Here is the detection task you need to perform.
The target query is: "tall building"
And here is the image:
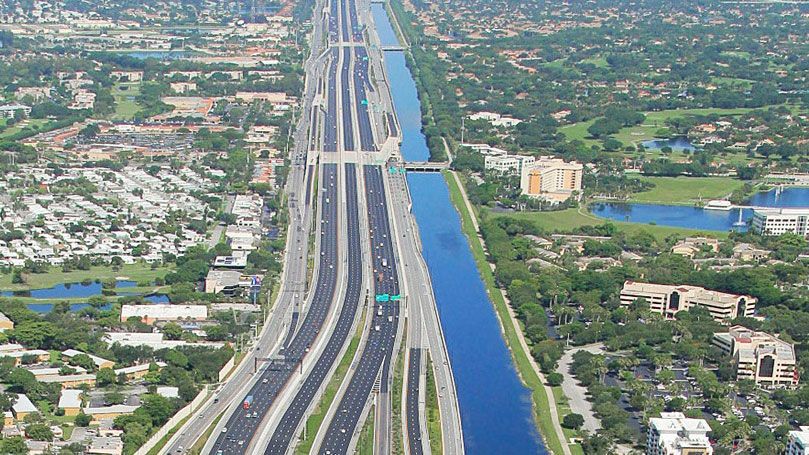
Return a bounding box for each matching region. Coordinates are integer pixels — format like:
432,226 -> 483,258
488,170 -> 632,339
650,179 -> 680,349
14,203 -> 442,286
620,281 -> 756,322
751,208 -> 809,238
713,325 -> 798,388
519,156 -> 583,202
647,412 -> 712,455
787,427 -> 809,455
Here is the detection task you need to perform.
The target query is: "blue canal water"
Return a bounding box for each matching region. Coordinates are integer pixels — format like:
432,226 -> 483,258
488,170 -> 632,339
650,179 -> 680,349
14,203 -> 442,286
592,187 -> 809,232
641,136 -> 698,151
372,4 -> 545,454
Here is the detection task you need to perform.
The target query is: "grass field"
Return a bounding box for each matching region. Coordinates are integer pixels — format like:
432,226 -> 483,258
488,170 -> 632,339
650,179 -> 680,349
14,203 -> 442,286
444,172 -> 569,455
628,176 -> 747,204
560,107 -> 761,152
0,118 -> 49,139
502,207 -> 728,242
113,83 -> 142,120
0,264 -> 171,291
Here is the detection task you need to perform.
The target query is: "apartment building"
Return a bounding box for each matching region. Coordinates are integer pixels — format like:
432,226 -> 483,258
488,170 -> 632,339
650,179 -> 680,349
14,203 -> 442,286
787,427 -> 809,455
751,208 -> 809,238
520,157 -> 583,202
647,412 -> 712,455
713,326 -> 798,388
620,281 -> 756,322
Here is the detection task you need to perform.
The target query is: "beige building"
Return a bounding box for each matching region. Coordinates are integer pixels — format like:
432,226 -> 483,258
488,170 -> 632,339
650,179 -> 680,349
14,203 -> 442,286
58,389 -> 83,416
620,281 -> 756,322
519,157 -> 582,202
0,312 -> 13,332
713,325 -> 798,388
647,412 -> 712,455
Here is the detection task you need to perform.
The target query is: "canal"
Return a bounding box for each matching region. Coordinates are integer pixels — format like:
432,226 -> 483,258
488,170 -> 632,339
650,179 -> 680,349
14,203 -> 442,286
371,4 -> 546,454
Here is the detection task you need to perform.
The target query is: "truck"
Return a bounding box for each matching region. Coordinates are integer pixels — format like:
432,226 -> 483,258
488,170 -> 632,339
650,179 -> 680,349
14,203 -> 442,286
243,395 -> 254,410
382,258 -> 388,268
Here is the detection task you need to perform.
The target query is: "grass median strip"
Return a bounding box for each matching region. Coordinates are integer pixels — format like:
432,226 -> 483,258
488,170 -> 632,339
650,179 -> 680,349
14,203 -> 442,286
294,307 -> 366,454
443,171 -> 567,455
190,411 -> 224,455
424,351 -> 442,455
356,404 -> 375,455
391,329 -> 407,455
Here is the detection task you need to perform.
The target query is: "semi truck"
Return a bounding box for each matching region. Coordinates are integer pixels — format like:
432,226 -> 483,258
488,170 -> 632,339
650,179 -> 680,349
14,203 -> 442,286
243,395 -> 254,410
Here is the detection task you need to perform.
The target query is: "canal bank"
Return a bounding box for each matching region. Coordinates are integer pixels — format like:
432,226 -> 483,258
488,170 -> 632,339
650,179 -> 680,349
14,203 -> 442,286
372,4 -> 549,454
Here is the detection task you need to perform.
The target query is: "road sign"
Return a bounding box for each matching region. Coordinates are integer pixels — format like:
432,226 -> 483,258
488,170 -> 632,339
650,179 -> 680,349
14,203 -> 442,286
375,294 -> 390,302
390,294 -> 402,301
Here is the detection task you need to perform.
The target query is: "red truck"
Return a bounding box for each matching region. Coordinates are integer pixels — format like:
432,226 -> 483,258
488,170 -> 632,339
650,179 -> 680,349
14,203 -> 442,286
243,395 -> 254,410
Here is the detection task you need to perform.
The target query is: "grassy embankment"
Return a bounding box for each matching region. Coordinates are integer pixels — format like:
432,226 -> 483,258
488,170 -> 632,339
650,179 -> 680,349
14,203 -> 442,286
190,412 -> 224,455
391,329 -> 407,455
294,308 -> 365,454
442,172 -> 569,455
356,405 -> 375,455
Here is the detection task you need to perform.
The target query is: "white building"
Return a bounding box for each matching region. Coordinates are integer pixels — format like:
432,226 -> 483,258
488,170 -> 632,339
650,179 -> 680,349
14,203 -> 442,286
484,154 -> 536,175
713,326 -> 798,388
751,208 -> 809,238
647,412 -> 712,455
787,427 -> 809,455
120,304 -> 208,324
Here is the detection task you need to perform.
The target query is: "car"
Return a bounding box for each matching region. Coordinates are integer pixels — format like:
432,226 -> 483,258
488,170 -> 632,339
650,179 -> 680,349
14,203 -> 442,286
222,427 -> 228,433
263,378 -> 269,384
252,412 -> 258,418
177,447 -> 183,452
238,441 -> 244,446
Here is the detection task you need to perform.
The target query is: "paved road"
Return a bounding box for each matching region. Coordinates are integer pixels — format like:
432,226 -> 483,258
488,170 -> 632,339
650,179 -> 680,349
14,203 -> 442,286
557,343 -> 605,433
262,163 -> 364,455
406,348 -> 425,455
316,164 -> 401,455
202,164 -> 341,455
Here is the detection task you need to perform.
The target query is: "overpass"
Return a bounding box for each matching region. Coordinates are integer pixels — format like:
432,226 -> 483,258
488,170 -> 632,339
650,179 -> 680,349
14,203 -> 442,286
403,161 -> 449,173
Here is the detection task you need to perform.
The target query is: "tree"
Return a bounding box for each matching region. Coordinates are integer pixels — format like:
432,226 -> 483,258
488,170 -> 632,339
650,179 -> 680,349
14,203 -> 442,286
162,322 -> 183,340
0,437 -> 27,454
75,411 -> 91,427
546,372 -> 564,387
97,368 -> 116,387
26,423 -> 53,441
70,353 -> 96,371
563,413 -> 584,430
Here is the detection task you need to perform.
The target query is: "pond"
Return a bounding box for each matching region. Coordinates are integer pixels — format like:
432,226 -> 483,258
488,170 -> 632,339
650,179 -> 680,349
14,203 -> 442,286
641,136 -> 699,152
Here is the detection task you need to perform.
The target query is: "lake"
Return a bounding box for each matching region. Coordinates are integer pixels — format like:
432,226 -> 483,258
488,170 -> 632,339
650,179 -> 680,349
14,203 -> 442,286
373,4 -> 546,453
591,187 -> 809,231
641,136 -> 698,151
1,280 -> 168,313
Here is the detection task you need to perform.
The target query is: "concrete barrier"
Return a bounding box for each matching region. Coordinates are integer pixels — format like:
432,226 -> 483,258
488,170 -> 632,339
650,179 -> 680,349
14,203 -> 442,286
218,355 -> 235,382
133,387 -> 209,455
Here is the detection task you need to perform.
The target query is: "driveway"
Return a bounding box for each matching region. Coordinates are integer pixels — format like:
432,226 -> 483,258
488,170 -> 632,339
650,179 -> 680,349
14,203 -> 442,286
557,343 -> 605,433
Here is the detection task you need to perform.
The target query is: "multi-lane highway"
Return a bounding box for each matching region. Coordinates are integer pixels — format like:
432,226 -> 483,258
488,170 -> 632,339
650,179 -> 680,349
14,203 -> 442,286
263,163 -> 364,454
177,0 -> 467,452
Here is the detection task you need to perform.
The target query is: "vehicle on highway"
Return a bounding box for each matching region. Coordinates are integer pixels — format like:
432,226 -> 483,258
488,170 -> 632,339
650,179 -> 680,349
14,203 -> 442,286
244,395 -> 254,410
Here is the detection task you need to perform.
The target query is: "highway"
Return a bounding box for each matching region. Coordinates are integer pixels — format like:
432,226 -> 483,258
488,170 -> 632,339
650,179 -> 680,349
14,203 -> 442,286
340,47 -> 355,151
406,348 -> 425,455
263,163 -> 364,455
316,164 -> 401,455
200,163 -> 340,455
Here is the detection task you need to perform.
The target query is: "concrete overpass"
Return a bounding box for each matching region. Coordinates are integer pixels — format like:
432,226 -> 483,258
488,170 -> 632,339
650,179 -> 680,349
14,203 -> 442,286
403,161 -> 449,172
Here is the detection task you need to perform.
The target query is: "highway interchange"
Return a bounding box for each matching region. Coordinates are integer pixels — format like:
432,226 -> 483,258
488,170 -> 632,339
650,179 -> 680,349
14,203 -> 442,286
163,0 -> 466,453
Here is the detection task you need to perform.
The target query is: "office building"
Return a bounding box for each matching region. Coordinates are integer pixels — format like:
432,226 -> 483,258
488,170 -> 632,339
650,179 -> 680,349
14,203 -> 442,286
787,427 -> 809,455
520,157 -> 583,202
751,208 -> 809,238
713,325 -> 798,388
484,154 -> 535,175
647,412 -> 712,455
620,281 -> 756,322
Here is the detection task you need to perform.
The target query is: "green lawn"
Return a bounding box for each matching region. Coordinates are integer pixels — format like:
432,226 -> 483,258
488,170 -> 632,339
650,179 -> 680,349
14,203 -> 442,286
502,208 -> 728,242
628,176 -> 747,204
0,264 -> 171,292
444,172 -> 569,455
113,83 -> 142,120
560,106 -> 764,151
0,119 -> 49,139
424,352 -> 442,455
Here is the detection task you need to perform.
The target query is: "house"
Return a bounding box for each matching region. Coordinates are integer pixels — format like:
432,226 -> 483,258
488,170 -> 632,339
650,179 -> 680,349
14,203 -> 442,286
88,436 -> 125,455
38,374 -> 97,389
114,362 -> 166,381
62,349 -> 115,369
83,405 -> 139,422
732,243 -> 770,262
11,394 -> 38,421
58,389 -> 83,416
